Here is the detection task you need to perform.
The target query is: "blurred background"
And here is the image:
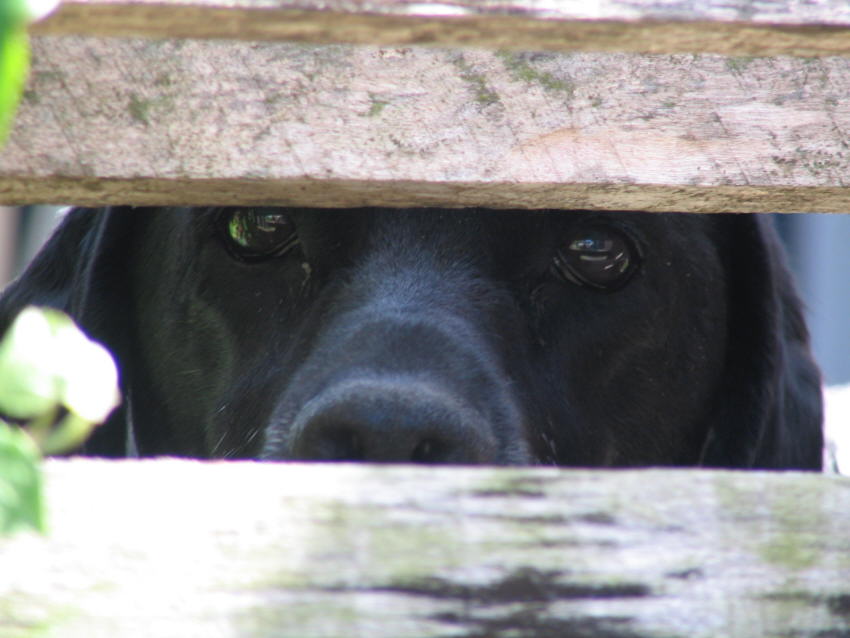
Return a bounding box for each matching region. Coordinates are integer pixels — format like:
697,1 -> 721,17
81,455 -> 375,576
1,207 -> 849,386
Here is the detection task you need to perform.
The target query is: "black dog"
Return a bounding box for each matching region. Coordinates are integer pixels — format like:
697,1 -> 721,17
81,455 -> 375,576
0,207 -> 823,468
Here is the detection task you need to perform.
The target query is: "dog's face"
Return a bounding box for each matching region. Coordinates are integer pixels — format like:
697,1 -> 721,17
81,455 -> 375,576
0,207 -> 824,469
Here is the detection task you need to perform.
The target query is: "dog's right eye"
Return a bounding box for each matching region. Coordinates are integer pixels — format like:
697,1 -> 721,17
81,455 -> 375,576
552,224 -> 641,291
220,209 -> 299,261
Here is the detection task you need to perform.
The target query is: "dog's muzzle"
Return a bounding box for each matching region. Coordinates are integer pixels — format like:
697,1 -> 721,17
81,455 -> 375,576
287,377 -> 497,463
261,311 -> 531,465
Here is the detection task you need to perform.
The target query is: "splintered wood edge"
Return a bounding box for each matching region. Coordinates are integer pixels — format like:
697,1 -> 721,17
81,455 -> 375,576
30,0 -> 850,57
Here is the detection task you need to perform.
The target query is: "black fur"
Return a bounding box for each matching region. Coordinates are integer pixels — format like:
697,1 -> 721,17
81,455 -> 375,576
0,207 -> 823,468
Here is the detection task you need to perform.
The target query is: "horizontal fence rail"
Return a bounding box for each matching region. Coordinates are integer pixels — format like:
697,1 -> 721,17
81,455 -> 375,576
31,0 -> 850,57
1,460 -> 849,638
3,37 -> 850,211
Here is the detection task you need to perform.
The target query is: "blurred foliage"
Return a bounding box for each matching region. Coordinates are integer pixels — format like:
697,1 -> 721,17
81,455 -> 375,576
0,0 -> 58,144
0,307 -> 120,535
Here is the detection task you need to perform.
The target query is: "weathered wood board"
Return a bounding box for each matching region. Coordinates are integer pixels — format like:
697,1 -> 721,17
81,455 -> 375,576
3,36 -> 850,212
1,460 -> 848,637
31,0 -> 850,57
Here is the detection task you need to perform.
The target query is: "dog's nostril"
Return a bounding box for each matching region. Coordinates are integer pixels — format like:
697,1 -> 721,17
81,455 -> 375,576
305,421 -> 453,463
288,384 -> 496,464
294,407 -> 477,463
319,426 -> 364,461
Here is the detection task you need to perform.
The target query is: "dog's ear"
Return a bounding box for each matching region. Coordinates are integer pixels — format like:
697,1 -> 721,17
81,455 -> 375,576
1,208 -> 94,328
0,207 -> 137,456
702,214 -> 823,469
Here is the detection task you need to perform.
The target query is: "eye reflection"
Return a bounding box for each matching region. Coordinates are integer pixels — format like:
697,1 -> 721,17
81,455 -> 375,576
222,209 -> 299,260
554,225 -> 640,290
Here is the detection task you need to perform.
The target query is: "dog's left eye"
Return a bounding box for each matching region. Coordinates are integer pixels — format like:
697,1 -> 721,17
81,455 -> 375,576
553,224 -> 641,291
221,209 -> 298,260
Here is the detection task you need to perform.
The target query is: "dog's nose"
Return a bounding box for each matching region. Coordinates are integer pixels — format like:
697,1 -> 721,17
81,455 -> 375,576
289,382 -> 496,464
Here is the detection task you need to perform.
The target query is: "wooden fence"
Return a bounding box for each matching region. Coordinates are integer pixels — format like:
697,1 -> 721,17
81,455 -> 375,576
2,460 -> 850,638
1,2 -> 849,636
3,1 -> 850,212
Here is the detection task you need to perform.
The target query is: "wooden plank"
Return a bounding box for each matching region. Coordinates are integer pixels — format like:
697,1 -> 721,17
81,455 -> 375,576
30,0 -> 850,57
1,460 -> 849,637
4,37 -> 850,212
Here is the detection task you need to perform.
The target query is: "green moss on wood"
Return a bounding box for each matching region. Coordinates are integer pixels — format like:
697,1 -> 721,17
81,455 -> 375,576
128,93 -> 152,126
496,51 -> 575,101
127,93 -> 176,127
153,73 -> 173,88
366,95 -> 389,117
32,70 -> 65,83
714,474 -> 831,573
725,57 -> 755,73
452,56 -> 500,107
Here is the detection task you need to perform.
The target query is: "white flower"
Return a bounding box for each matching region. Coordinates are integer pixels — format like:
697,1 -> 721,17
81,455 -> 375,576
0,307 -> 119,422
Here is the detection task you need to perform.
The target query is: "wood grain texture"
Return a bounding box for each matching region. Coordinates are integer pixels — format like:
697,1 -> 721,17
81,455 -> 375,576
4,37 -> 850,212
1,460 -> 848,637
30,0 -> 850,57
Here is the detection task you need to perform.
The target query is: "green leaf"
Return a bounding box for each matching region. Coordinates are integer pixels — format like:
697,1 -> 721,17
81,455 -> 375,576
0,0 -> 30,23
0,422 -> 45,535
0,24 -> 29,145
0,0 -> 60,144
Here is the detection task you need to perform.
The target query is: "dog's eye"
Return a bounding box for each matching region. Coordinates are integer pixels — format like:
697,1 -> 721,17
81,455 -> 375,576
221,209 -> 298,260
553,225 -> 641,290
